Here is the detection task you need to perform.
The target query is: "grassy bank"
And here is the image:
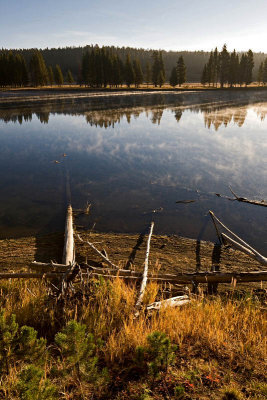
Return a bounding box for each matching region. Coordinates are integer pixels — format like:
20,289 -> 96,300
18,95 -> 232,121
0,276 -> 266,400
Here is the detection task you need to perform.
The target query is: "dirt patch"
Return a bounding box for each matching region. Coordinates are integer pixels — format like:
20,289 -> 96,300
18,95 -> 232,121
0,230 -> 262,275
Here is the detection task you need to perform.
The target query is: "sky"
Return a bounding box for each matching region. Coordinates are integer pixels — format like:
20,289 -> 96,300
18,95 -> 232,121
1,0 -> 267,52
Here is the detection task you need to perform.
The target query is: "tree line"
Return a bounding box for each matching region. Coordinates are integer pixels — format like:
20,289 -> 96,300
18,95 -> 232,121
0,50 -> 74,87
1,44 -> 267,88
201,44 -> 257,87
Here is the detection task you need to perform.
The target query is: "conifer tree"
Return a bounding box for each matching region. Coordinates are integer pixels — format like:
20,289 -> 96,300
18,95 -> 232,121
213,47 -> 219,86
239,54 -> 248,86
258,62 -> 264,85
29,50 -> 48,86
124,54 -> 135,87
145,61 -> 151,87
201,64 -> 208,86
159,51 -> 165,84
176,56 -> 186,86
169,66 -> 178,87
54,64 -> 64,86
246,49 -> 254,85
219,44 -> 230,87
66,69 -> 74,84
263,58 -> 267,85
152,51 -> 160,86
206,52 -> 214,86
133,58 -> 143,87
229,50 -> 239,87
48,66 -> 54,86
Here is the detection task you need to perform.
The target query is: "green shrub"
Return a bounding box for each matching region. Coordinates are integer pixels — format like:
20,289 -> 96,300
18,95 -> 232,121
136,331 -> 177,380
174,385 -> 185,399
0,312 -> 46,374
17,365 -> 57,400
55,320 -> 108,384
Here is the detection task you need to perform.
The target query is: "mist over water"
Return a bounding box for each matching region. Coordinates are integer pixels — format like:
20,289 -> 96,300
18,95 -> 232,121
0,90 -> 267,254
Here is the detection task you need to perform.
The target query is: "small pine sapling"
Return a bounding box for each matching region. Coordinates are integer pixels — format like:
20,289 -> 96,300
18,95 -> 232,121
0,312 -> 46,375
17,365 -> 57,400
55,320 -> 108,384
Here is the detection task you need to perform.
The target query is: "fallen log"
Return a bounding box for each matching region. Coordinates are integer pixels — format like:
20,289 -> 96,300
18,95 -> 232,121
135,221 -> 154,311
0,270 -> 266,284
209,211 -> 267,266
86,270 -> 267,284
146,295 -> 190,310
62,205 -> 75,265
221,233 -> 267,266
215,187 -> 267,208
0,272 -> 63,279
30,261 -> 69,273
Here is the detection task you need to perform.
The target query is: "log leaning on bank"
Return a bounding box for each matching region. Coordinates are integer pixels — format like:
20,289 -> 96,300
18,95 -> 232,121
1,269 -> 267,283
62,205 -> 75,265
135,221 -> 154,311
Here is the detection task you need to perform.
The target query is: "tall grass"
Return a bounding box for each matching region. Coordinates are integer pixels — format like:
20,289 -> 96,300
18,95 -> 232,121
0,277 -> 266,399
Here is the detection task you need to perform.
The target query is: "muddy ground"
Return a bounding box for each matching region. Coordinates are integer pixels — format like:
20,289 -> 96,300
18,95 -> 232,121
0,230 -> 265,291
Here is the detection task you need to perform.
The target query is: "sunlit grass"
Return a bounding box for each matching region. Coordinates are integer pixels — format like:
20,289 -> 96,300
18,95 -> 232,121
0,277 -> 266,399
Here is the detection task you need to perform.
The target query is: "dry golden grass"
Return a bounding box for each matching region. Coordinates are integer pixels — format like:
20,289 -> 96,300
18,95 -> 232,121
0,277 -> 266,399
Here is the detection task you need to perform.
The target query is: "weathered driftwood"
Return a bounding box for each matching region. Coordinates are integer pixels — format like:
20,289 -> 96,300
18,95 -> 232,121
135,221 -> 154,311
221,233 -> 267,266
146,295 -> 190,311
86,270 -> 267,284
76,234 -> 119,269
62,205 -> 75,265
216,187 -> 267,208
0,270 -> 267,283
0,273 -> 63,279
30,261 -> 69,273
209,211 -> 267,266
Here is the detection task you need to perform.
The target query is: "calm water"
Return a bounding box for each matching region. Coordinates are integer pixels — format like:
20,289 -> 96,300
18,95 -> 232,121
1,90 -> 267,254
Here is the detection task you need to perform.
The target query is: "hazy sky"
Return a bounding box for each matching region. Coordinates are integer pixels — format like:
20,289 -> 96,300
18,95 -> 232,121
1,0 -> 267,52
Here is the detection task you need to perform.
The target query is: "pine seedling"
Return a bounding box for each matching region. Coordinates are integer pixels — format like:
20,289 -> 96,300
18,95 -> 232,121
17,365 -> 57,400
146,331 -> 177,377
0,312 -> 46,374
55,320 -> 100,381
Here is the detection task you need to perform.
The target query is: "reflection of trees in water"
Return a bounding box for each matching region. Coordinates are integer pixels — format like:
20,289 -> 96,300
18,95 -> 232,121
203,107 -> 247,130
1,99 -> 267,129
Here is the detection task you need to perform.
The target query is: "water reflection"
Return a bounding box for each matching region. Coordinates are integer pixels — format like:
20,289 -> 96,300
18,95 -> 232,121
1,98 -> 267,130
1,90 -> 267,254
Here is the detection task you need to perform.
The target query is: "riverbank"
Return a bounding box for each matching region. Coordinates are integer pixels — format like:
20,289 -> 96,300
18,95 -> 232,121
1,230 -> 265,288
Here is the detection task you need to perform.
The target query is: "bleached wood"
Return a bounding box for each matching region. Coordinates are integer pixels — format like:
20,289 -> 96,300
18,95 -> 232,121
146,295 -> 190,310
76,234 -> 119,269
62,205 -> 75,265
221,233 -> 267,266
209,211 -> 264,259
135,222 -> 154,311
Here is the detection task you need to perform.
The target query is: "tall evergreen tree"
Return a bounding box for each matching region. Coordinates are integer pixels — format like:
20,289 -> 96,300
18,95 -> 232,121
48,66 -> 54,86
228,50 -> 239,87
246,49 -> 254,85
176,56 -> 186,86
152,51 -> 160,86
159,51 -> 165,84
219,44 -> 230,87
145,61 -> 151,87
124,54 -> 135,87
201,64 -> 208,86
29,50 -> 48,86
239,54 -> 248,86
169,66 -> 178,87
263,58 -> 267,85
66,69 -> 74,84
258,61 -> 264,85
133,58 -> 143,87
54,64 -> 64,86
